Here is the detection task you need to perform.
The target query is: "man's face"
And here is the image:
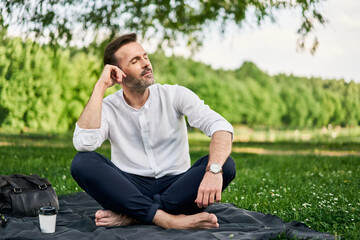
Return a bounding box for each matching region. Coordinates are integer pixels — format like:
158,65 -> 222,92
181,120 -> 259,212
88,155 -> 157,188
114,42 -> 155,91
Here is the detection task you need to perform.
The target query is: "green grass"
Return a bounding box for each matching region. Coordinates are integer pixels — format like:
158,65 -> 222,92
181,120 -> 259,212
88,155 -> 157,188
0,133 -> 359,239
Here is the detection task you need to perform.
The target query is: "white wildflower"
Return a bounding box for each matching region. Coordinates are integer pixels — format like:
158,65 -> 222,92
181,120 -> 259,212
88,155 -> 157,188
302,203 -> 312,208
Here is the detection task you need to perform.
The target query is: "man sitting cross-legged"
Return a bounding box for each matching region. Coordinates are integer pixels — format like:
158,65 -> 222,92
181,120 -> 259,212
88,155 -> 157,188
71,33 -> 236,230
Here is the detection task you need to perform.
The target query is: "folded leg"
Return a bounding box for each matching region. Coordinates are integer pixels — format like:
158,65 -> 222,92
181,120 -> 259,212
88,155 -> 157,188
71,151 -> 159,223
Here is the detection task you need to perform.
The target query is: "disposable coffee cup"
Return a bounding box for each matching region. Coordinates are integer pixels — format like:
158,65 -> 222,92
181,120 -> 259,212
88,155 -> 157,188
38,206 -> 58,233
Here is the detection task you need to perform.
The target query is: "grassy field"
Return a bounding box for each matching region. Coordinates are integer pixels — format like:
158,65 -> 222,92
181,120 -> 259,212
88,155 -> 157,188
0,128 -> 359,239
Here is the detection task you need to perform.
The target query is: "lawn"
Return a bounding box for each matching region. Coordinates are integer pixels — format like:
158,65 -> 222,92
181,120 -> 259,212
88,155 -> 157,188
0,130 -> 359,239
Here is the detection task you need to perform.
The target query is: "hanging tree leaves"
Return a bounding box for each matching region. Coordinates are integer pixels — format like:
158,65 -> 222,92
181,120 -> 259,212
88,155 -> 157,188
0,0 -> 327,52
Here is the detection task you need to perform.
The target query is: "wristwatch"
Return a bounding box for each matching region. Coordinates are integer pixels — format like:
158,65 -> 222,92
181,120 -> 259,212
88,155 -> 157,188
206,163 -> 223,174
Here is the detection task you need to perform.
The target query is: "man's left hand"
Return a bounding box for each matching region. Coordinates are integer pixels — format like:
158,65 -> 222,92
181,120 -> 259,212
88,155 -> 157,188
195,172 -> 223,208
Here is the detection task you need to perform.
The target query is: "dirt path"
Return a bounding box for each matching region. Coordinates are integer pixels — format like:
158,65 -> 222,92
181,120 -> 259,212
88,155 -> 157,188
232,147 -> 360,156
0,141 -> 71,148
192,146 -> 360,156
2,141 -> 360,156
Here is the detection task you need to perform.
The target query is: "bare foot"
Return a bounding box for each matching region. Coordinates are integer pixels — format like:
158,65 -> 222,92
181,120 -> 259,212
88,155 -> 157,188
153,210 -> 219,229
95,210 -> 138,227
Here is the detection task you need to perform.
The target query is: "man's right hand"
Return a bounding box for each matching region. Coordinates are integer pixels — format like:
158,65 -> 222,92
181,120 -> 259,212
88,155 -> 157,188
77,65 -> 126,129
99,64 -> 127,89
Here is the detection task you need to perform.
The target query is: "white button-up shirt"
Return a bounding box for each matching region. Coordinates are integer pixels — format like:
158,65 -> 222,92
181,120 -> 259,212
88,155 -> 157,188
73,84 -> 233,178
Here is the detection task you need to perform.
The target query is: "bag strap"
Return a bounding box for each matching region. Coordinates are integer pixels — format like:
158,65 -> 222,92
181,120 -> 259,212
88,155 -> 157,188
3,176 -> 23,193
3,174 -> 49,192
14,174 -> 49,189
0,176 -> 8,188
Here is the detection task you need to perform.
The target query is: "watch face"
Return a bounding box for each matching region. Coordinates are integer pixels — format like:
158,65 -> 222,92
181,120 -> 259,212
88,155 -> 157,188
210,164 -> 221,173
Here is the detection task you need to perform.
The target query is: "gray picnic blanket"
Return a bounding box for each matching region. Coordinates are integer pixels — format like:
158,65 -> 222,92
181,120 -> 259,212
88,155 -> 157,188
0,192 -> 334,240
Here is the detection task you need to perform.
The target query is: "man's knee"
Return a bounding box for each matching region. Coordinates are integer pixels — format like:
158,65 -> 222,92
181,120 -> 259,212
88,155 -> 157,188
71,151 -> 98,179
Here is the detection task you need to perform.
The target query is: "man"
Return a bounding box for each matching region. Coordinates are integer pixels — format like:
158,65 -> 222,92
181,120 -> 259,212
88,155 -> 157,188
71,33 -> 236,230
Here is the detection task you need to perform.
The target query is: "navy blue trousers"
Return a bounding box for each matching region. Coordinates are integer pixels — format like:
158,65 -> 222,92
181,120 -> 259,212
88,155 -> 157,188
71,152 -> 236,224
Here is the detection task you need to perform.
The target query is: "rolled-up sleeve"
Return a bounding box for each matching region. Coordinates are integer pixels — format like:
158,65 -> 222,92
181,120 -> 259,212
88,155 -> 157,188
73,115 -> 109,152
173,85 -> 233,138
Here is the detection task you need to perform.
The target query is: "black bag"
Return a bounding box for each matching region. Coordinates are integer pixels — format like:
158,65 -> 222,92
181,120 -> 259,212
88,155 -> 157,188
0,174 -> 59,217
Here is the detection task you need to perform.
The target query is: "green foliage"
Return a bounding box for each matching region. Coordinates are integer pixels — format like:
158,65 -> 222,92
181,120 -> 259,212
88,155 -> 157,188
0,35 -> 104,133
151,53 -> 360,129
0,38 -> 62,131
0,35 -> 360,133
0,0 -> 326,53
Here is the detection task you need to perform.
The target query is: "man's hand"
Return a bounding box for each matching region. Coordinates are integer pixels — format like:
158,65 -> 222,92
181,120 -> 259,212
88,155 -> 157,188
98,64 -> 126,89
195,172 -> 223,208
77,65 -> 126,129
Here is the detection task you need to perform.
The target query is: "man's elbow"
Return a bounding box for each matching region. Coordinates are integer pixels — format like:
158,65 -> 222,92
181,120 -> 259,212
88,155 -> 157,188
73,145 -> 96,152
73,137 -> 98,152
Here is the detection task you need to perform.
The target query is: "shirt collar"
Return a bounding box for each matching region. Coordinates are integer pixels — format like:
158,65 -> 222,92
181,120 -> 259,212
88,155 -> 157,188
120,85 -> 153,111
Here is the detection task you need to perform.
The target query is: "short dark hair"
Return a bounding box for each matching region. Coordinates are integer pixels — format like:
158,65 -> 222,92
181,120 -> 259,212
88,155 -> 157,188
103,33 -> 137,66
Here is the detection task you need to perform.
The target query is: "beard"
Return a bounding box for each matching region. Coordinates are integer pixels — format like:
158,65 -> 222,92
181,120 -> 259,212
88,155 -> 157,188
122,68 -> 155,92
